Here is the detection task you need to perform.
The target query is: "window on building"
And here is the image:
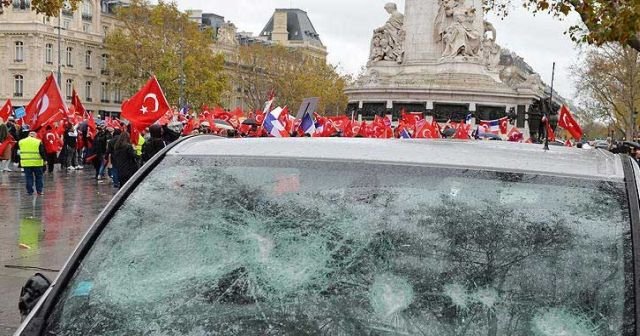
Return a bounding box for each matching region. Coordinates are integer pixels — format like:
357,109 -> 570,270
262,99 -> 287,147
66,47 -> 73,67
101,54 -> 108,74
101,82 -> 109,103
63,20 -> 70,30
114,88 -> 123,103
14,75 -> 24,97
85,50 -> 92,69
15,41 -> 24,62
45,43 -> 53,64
66,79 -> 73,99
103,25 -> 109,36
12,0 -> 30,10
81,0 -> 93,20
85,81 -> 92,101
83,23 -> 90,33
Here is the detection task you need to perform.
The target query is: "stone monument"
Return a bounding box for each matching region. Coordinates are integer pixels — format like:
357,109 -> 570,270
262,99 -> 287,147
346,0 -> 563,136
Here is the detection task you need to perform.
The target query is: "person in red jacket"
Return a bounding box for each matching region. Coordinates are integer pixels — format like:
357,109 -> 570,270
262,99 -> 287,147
43,125 -> 60,174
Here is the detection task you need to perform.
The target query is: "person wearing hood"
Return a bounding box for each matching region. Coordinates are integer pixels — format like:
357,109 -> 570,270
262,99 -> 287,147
162,121 -> 182,144
111,131 -> 139,187
141,124 -> 166,164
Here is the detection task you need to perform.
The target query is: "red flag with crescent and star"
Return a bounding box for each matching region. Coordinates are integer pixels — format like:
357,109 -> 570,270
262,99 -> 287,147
71,89 -> 87,117
558,105 -> 583,140
25,74 -> 68,130
121,76 -> 170,130
0,99 -> 12,122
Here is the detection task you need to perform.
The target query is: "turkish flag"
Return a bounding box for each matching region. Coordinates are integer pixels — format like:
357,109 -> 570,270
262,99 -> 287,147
86,111 -> 97,138
0,135 -> 15,156
359,121 -> 373,138
499,117 -> 509,134
558,105 -> 583,140
415,119 -> 438,139
121,76 -> 170,130
25,74 -> 67,130
454,123 -> 471,140
329,116 -> 350,132
71,89 -> 87,117
373,116 -> 393,139
543,115 -> 556,142
0,99 -> 11,122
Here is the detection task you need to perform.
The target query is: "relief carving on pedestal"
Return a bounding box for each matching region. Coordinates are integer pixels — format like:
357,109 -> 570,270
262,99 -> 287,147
435,0 -> 482,59
369,3 -> 405,64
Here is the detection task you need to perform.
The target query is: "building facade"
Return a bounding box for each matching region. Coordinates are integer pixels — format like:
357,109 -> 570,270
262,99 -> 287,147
188,8 -> 328,110
0,0 -> 128,118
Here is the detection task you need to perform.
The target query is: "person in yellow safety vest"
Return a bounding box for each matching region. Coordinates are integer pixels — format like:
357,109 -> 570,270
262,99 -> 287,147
18,131 -> 46,196
135,134 -> 145,157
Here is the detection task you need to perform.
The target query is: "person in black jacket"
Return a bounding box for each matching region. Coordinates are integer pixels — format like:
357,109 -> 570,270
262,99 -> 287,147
106,128 -> 121,188
162,122 -> 182,144
92,125 -> 109,180
62,124 -> 78,170
111,132 -> 138,188
141,124 -> 166,164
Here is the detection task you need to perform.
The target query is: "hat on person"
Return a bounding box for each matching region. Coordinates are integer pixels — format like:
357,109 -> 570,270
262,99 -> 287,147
8,116 -> 15,121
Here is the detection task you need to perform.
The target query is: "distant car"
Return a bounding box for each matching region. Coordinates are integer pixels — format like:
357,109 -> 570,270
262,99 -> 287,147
593,140 -> 610,149
15,138 -> 640,336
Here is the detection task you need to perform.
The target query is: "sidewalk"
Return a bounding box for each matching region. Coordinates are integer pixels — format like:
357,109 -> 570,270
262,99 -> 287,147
0,168 -> 115,335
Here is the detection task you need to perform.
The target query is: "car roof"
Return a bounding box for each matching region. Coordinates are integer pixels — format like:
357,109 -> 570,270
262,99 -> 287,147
168,137 -> 625,181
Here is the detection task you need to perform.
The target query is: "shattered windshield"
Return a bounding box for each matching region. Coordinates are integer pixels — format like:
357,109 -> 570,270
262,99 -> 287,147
46,156 -> 633,335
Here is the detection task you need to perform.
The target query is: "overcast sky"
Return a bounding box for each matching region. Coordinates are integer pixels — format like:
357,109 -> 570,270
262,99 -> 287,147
168,0 -> 581,99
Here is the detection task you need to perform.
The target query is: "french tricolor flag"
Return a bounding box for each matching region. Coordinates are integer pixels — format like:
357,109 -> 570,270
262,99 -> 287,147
299,111 -> 316,135
263,107 -> 289,137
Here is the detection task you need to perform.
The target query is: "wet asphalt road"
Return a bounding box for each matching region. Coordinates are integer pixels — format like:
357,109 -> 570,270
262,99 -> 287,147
0,167 -> 115,335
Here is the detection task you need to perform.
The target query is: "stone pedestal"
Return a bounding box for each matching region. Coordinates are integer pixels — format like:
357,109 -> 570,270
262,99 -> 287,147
403,0 -> 439,63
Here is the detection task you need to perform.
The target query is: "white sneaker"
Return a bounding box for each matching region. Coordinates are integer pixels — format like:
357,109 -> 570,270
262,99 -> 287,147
67,167 -> 74,171
77,165 -> 84,169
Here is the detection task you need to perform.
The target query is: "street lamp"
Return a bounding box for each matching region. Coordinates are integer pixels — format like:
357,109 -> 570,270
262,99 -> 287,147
54,12 -> 64,86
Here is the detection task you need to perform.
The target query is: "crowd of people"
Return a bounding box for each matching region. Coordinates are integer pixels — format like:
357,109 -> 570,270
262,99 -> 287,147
0,116 -> 176,195
0,105 -> 594,196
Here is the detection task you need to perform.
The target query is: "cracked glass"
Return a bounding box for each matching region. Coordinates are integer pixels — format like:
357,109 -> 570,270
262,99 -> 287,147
45,156 -> 634,336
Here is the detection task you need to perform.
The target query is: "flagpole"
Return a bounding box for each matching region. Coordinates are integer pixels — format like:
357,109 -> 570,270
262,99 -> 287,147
544,62 -> 556,151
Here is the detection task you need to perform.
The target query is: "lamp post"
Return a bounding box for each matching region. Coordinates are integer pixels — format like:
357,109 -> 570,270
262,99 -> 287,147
544,62 -> 556,151
55,12 -> 63,86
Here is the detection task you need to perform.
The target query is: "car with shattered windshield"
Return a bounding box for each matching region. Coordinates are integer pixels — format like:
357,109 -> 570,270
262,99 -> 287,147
14,137 -> 640,336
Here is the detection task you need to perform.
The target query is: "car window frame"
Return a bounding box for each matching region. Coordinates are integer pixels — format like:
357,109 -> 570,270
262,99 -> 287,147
623,155 -> 640,336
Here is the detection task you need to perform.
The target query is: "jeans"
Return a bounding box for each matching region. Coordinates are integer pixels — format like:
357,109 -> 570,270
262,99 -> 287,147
24,167 -> 43,194
93,154 -> 104,178
65,145 -> 77,168
98,160 -> 107,177
111,167 -> 120,188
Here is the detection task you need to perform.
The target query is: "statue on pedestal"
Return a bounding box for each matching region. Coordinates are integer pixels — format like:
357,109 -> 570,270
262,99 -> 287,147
481,21 -> 501,70
369,3 -> 405,64
435,0 -> 482,59
217,22 -> 238,46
